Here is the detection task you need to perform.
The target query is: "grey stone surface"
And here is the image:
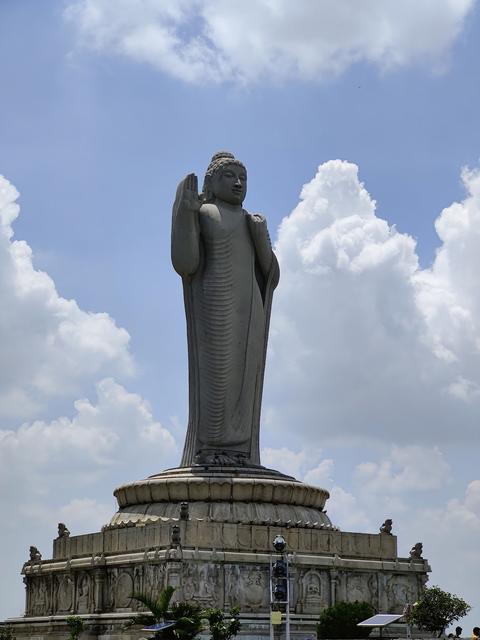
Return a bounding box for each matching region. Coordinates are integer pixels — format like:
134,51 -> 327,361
111,469 -> 331,529
12,464 -> 430,638
10,517 -> 430,639
172,152 -> 279,467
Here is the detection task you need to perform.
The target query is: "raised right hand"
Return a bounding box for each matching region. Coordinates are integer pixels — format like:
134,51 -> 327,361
179,173 -> 202,213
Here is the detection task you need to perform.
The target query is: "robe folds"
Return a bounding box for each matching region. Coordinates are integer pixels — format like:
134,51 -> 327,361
172,197 -> 279,467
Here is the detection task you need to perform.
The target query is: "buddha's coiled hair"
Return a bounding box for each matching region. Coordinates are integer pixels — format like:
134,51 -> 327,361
202,151 -> 246,203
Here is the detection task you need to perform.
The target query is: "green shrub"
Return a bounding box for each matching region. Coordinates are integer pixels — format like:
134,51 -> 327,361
0,625 -> 16,640
66,616 -> 85,640
202,607 -> 241,640
317,601 -> 375,639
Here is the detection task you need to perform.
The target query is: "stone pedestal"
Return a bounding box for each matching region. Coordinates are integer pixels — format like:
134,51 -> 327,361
8,466 -> 430,639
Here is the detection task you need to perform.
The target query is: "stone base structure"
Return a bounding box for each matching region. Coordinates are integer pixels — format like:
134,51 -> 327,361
8,465 -> 429,639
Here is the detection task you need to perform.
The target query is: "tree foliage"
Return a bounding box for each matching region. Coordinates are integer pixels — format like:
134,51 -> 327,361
317,601 -> 375,639
130,586 -> 203,640
406,586 -> 471,637
0,625 -> 16,640
202,607 -> 241,640
66,616 -> 85,640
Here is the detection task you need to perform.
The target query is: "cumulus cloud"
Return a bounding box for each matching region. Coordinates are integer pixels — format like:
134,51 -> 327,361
261,445 -> 334,487
0,377 -> 178,619
0,175 -> 178,619
0,176 -> 133,424
327,486 -> 372,532
63,0 -> 475,84
0,377 -> 177,521
324,449 -> 480,628
21,498 -> 114,534
303,459 -> 335,488
262,445 -> 322,478
262,444 -> 451,533
395,478 -> 480,631
262,159 -> 480,628
267,160 -> 480,446
356,445 -> 451,494
416,167 -> 480,368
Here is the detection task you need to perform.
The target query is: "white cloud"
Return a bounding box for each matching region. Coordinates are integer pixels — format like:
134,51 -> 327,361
0,377 -> 178,619
266,164 -> 480,629
327,486 -> 372,532
271,442 -> 478,628
262,444 -> 451,534
261,159 -> 480,629
399,480 -> 480,631
0,176 -> 133,424
261,446 -> 332,484
21,498 -> 114,535
335,458 -> 480,628
64,0 -> 475,84
262,446 -> 312,478
415,167 -> 480,369
0,175 -> 179,619
0,377 -> 177,501
267,160 -> 480,446
303,459 -> 334,488
355,445 -> 451,494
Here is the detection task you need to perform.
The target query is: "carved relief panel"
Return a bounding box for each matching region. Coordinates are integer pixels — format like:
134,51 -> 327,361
29,576 -> 51,616
386,575 -> 417,613
346,573 -> 377,606
142,563 -> 166,601
225,564 -> 269,612
115,570 -> 134,610
300,570 -> 329,614
76,573 -> 92,614
56,574 -> 73,613
182,562 -> 222,608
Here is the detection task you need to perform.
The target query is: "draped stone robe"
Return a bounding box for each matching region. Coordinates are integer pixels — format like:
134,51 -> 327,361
171,195 -> 279,466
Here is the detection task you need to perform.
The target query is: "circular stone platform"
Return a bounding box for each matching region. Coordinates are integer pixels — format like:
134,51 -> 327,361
108,465 -> 334,530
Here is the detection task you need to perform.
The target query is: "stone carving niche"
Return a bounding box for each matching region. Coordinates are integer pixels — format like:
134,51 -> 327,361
301,570 -> 328,613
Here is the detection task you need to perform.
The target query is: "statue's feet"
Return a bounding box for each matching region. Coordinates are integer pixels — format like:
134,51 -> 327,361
194,449 -> 249,466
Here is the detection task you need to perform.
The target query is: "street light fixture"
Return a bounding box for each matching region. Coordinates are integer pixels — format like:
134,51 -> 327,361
270,535 -> 290,640
272,535 -> 287,553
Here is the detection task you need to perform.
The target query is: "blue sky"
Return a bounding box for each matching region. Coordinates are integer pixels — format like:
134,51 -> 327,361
1,0 -> 480,630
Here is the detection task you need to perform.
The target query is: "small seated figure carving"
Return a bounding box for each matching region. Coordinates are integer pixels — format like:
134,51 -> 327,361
29,546 -> 42,562
179,502 -> 189,521
58,522 -> 70,538
170,524 -> 181,548
380,518 -> 393,534
409,542 -> 423,559
167,524 -> 183,560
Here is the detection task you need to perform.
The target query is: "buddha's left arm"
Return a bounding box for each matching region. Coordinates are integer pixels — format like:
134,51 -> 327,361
248,214 -> 273,277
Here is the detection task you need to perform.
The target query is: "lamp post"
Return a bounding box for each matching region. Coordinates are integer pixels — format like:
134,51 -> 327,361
270,535 -> 290,640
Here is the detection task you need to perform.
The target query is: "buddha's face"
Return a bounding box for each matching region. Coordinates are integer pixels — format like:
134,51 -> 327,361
211,163 -> 247,205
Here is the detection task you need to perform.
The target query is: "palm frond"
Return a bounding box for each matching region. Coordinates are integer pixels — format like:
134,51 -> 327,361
157,585 -> 176,613
132,591 -> 166,620
130,586 -> 204,640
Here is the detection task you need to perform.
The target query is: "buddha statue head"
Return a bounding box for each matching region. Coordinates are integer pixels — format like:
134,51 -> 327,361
202,151 -> 247,206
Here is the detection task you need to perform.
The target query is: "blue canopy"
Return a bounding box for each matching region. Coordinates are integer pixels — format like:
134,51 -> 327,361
141,621 -> 176,631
